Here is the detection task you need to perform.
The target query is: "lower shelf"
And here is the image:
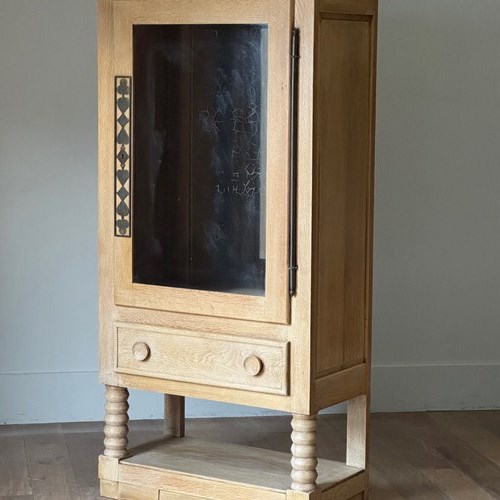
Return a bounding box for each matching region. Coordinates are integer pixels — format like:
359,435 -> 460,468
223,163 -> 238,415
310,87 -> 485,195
99,437 -> 366,499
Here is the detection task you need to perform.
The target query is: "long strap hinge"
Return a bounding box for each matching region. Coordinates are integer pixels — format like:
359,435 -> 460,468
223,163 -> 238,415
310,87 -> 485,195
289,28 -> 300,296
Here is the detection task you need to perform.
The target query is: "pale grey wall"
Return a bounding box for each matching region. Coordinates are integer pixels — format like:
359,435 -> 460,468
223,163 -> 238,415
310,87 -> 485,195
0,0 -> 498,423
372,0 -> 500,411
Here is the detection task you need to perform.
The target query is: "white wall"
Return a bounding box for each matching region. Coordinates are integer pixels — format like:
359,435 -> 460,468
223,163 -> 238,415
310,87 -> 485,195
0,0 -> 498,424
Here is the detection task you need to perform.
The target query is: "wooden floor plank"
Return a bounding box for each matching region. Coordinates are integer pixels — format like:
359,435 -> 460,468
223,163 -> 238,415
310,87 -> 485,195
429,411 -> 500,468
476,410 -> 500,439
0,496 -> 34,499
319,414 -> 349,462
369,465 -> 407,500
369,435 -> 446,499
77,486 -> 104,499
214,415 -> 275,450
421,468 -> 494,500
247,415 -> 291,452
0,411 -> 497,499
62,428 -> 103,490
0,426 -> 32,497
399,412 -> 500,498
184,417 -> 234,444
24,423 -> 80,500
371,413 -> 450,470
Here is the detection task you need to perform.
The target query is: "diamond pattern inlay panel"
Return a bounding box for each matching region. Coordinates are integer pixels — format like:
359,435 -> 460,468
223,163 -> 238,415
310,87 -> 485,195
115,76 -> 132,237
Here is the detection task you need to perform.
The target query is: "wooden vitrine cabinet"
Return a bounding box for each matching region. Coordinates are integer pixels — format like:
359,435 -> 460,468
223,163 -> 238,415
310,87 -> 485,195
98,0 -> 377,498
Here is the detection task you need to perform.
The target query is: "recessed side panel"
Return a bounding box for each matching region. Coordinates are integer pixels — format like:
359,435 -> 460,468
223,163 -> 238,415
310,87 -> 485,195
313,11 -> 375,377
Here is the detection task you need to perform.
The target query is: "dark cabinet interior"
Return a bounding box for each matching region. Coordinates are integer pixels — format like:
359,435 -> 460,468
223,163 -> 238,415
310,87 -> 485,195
132,24 -> 268,296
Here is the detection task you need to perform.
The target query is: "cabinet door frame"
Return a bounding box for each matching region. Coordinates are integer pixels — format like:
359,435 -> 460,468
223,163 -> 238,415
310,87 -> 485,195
109,0 -> 292,324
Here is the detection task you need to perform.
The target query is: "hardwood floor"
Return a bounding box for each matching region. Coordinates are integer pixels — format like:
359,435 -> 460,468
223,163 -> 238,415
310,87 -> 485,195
0,411 -> 499,499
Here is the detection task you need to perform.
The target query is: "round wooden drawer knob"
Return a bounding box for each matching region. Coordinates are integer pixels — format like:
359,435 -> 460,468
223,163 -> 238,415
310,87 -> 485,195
243,355 -> 263,376
132,342 -> 150,361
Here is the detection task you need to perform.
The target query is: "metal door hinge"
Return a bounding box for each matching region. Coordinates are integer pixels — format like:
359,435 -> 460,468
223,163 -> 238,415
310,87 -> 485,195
289,29 -> 300,296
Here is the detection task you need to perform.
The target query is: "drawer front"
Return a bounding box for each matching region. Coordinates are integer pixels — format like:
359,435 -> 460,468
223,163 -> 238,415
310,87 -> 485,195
115,324 -> 289,395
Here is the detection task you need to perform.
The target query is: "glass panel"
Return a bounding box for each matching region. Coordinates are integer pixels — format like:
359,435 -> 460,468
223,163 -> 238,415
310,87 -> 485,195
132,24 -> 268,296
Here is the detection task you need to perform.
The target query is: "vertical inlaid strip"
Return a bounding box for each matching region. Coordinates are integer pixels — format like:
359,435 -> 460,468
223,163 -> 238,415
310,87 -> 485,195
115,76 -> 132,237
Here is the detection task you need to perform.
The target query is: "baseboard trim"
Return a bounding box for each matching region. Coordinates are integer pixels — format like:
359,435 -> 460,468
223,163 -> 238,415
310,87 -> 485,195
371,362 -> 500,412
0,363 -> 498,424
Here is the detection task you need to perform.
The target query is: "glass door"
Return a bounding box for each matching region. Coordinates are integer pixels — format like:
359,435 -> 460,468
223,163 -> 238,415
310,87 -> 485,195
112,0 -> 292,324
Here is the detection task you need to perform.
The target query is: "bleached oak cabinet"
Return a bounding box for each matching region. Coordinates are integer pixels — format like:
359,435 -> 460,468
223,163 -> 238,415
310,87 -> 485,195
97,0 -> 377,498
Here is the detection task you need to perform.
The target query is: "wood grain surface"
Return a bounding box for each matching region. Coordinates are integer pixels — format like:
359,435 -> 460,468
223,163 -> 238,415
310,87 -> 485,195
0,412 -> 499,499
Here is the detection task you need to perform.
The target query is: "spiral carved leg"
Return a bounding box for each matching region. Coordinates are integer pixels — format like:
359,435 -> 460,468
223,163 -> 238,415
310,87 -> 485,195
104,385 -> 129,458
291,414 -> 318,492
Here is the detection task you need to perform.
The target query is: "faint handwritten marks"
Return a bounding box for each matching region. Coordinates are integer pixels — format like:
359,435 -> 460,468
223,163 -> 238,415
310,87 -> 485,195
202,222 -> 226,255
195,26 -> 267,256
200,107 -> 222,135
198,26 -> 265,205
232,104 -> 259,136
213,145 -> 263,198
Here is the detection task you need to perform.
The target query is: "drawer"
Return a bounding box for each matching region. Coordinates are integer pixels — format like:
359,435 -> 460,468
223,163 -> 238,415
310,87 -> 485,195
115,324 -> 289,395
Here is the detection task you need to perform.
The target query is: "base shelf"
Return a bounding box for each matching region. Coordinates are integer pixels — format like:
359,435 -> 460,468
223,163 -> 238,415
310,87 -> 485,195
99,437 -> 366,499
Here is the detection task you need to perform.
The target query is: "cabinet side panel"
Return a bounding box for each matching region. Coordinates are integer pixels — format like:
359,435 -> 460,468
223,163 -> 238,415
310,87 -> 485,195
313,13 -> 374,376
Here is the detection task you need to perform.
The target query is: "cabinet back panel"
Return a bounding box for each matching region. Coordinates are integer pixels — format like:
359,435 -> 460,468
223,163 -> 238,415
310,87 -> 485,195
313,13 -> 374,376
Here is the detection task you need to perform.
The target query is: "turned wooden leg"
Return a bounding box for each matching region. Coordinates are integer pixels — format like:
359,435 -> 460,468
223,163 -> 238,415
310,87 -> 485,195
291,414 -> 318,492
164,394 -> 185,437
104,385 -> 129,458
